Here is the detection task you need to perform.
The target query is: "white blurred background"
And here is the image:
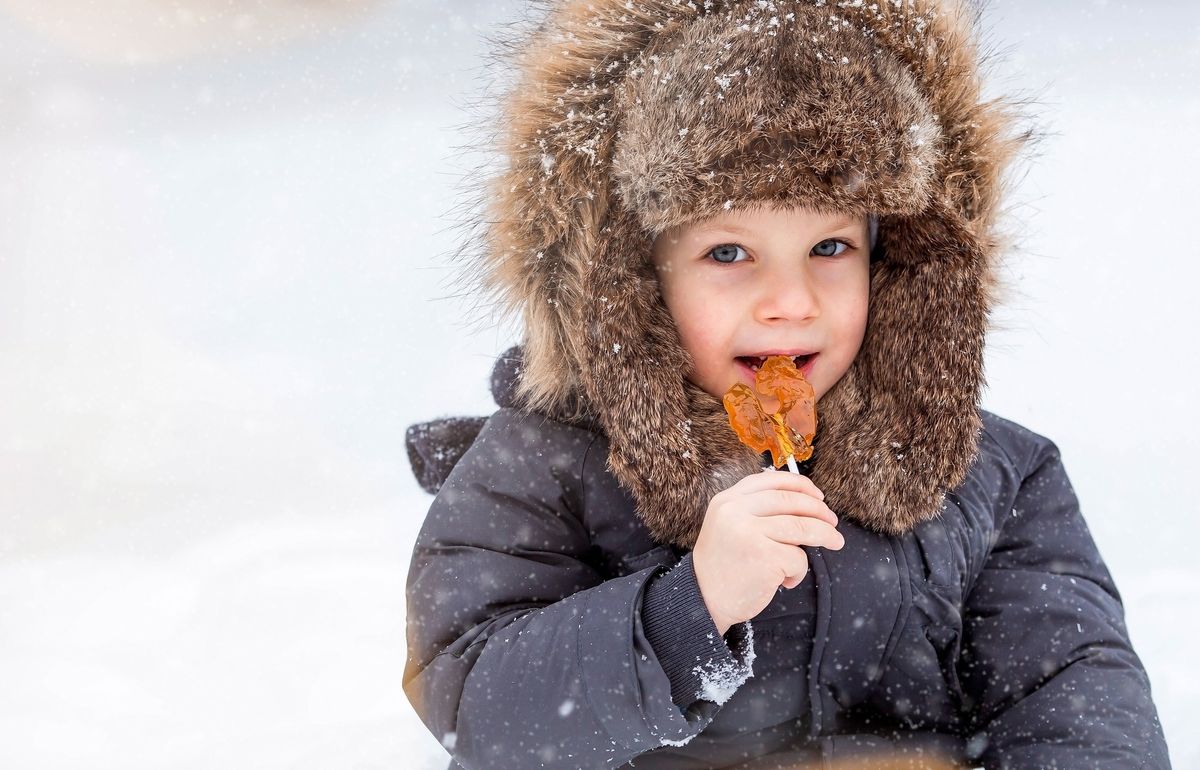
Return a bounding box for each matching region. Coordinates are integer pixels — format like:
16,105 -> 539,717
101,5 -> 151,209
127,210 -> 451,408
0,1 -> 1195,768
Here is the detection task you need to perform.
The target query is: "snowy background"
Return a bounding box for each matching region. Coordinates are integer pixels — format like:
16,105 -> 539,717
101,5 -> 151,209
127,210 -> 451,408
0,0 -> 1196,768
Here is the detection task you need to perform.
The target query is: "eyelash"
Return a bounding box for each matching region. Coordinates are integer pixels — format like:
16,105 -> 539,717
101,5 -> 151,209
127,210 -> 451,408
706,239 -> 854,264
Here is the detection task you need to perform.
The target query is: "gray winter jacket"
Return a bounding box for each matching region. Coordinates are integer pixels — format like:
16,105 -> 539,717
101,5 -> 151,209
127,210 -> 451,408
403,358 -> 1170,770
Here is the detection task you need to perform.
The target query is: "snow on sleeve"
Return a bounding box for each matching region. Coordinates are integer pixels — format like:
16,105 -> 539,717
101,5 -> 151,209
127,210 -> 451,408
692,622 -> 755,706
659,733 -> 698,747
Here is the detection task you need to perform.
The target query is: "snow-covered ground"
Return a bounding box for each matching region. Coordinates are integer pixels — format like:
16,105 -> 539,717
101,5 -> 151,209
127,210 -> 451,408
0,1 -> 1195,768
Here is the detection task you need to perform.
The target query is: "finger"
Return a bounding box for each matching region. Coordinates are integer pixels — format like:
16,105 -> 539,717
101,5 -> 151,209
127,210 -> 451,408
774,542 -> 811,585
735,468 -> 826,501
739,488 -> 839,526
762,514 -> 845,551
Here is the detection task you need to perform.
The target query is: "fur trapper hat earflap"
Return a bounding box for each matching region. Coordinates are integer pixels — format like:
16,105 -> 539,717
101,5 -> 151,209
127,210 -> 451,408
469,0 -> 1032,547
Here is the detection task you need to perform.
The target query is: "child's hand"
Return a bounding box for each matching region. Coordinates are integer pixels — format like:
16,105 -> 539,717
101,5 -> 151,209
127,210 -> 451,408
692,469 -> 844,637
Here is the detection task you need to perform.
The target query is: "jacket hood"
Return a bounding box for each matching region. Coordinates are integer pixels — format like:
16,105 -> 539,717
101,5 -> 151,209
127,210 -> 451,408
465,0 -> 1032,547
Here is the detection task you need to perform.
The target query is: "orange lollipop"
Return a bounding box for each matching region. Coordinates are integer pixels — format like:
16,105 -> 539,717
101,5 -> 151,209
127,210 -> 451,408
723,355 -> 817,469
755,355 -> 816,454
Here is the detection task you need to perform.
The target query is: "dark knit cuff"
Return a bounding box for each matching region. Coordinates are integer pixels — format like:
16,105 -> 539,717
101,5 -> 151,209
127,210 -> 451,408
641,552 -> 756,709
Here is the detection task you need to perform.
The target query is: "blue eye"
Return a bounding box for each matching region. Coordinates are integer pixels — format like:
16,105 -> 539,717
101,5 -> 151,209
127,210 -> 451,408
709,244 -> 748,264
813,239 -> 848,257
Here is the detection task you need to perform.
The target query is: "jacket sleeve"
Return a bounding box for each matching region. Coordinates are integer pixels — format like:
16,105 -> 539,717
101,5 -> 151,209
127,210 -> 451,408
959,430 -> 1171,769
402,409 -> 754,769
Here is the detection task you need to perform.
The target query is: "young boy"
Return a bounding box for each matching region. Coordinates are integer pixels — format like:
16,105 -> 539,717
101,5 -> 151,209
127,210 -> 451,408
403,1 -> 1170,767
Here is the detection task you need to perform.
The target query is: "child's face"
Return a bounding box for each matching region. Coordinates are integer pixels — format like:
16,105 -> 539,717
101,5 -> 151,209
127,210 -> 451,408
651,204 -> 871,410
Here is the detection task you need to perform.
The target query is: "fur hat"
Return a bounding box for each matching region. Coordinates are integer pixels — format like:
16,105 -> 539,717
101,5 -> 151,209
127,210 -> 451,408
462,0 -> 1032,547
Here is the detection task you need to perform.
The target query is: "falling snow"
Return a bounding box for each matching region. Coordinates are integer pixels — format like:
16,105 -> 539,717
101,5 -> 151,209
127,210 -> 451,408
3,1 -> 1190,769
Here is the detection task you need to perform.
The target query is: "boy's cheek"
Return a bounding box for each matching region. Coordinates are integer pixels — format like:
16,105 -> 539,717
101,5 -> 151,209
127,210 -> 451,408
681,372 -> 716,398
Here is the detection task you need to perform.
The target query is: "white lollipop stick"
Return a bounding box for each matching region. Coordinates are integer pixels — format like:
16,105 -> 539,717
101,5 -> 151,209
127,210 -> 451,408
785,454 -> 799,474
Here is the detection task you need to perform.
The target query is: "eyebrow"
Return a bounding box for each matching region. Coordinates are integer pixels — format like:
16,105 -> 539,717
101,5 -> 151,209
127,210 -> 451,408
697,215 -> 862,236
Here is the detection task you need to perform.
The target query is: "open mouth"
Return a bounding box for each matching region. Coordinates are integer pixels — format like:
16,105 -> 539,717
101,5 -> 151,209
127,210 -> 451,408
736,354 -> 816,373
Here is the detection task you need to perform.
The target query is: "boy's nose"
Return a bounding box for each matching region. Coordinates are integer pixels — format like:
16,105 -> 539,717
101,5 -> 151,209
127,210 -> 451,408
754,268 -> 821,324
